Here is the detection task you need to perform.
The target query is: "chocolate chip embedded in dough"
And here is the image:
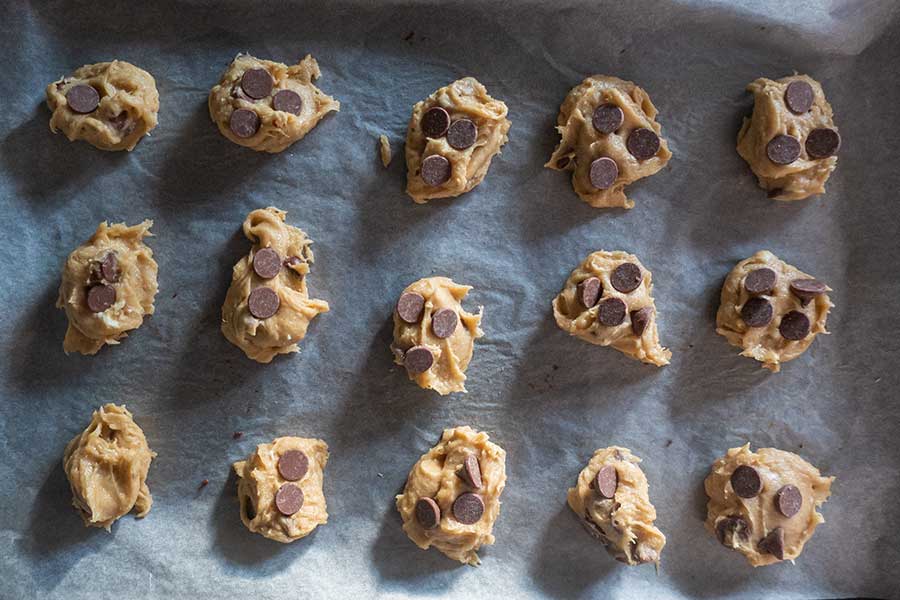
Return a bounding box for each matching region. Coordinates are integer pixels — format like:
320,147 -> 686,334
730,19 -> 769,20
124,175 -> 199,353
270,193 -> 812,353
274,483 -> 304,516
597,297 -> 627,326
404,346 -> 434,374
611,262 -> 642,293
100,253 -> 120,283
272,89 -> 303,115
730,465 -> 762,498
758,527 -> 785,560
592,103 -> 624,134
452,492 -> 485,524
784,80 -> 814,114
805,128 -> 841,159
589,157 -> 619,190
779,310 -> 811,340
277,450 -> 309,482
431,308 -> 458,339
789,278 -> 827,306
744,267 -> 776,295
252,247 -> 282,280
626,128 -> 660,160
421,106 -> 450,138
766,134 -> 801,165
576,277 -> 602,309
775,484 -> 803,518
457,455 -> 483,489
420,155 -> 451,186
630,307 -> 653,336
740,297 -> 773,327
229,108 -> 260,139
86,284 -> 116,313
446,119 -> 478,150
415,497 -> 441,529
593,465 -> 618,499
396,292 -> 426,324
247,287 -> 280,319
716,515 -> 751,545
241,68 -> 274,99
66,85 -> 100,114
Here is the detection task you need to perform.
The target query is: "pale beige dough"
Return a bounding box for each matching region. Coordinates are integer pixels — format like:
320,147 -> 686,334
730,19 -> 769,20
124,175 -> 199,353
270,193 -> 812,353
208,54 -> 339,153
716,250 -> 832,372
567,447 -> 666,566
221,207 -> 329,363
396,426 -> 507,565
234,436 -> 329,543
63,404 -> 156,530
553,250 -> 670,366
56,220 -> 158,355
46,60 -> 159,151
379,134 -> 392,167
405,77 -> 510,203
545,75 -> 672,209
737,74 -> 839,200
705,444 -> 834,567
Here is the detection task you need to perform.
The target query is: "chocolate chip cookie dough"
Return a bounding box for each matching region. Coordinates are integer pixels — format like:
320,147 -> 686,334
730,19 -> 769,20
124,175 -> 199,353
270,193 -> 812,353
234,437 -> 329,543
567,447 -> 666,566
546,75 -> 672,209
208,54 -> 339,153
46,60 -> 159,151
221,207 -> 329,363
63,404 -> 156,530
705,444 -> 833,567
57,220 -> 158,355
553,250 -> 670,366
716,250 -> 832,372
737,74 -> 841,200
396,426 -> 506,565
405,77 -> 510,203
391,277 -> 484,395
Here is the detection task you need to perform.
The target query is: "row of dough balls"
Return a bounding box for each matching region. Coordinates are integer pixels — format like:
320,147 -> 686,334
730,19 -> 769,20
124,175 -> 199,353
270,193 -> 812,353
57,208 -> 833,381
64,405 -> 834,568
45,57 -> 841,204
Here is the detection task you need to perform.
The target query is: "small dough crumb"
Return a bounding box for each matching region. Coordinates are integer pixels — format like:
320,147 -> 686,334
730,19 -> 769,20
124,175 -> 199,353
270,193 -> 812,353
379,134 -> 392,167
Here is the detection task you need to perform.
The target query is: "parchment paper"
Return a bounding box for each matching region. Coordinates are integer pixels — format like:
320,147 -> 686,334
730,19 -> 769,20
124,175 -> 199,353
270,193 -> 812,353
1,1 -> 899,598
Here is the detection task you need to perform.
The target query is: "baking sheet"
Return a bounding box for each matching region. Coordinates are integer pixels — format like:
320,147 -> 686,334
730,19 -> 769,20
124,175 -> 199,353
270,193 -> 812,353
1,1 -> 899,598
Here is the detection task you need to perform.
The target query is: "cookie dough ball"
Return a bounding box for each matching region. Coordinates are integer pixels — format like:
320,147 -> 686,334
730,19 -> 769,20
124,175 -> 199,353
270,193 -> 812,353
716,250 -> 832,372
233,437 -> 329,543
545,75 -> 672,209
737,74 -> 840,200
396,426 -> 507,565
56,220 -> 158,355
63,404 -> 156,529
567,447 -> 666,566
45,60 -> 159,151
705,444 -> 834,566
553,250 -> 670,366
391,277 -> 484,395
208,54 -> 339,153
405,77 -> 510,203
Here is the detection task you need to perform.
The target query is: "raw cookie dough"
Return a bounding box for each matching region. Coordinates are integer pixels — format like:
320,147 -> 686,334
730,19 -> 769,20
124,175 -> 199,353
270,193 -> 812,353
46,60 -> 159,151
379,134 -> 392,167
221,207 -> 329,363
405,77 -> 510,203
208,54 -> 339,153
737,74 -> 841,200
553,250 -> 670,366
545,75 -> 672,209
391,277 -> 484,395
396,426 -> 507,565
567,447 -> 666,566
705,444 -> 834,566
234,437 -> 329,543
716,250 -> 832,372
56,220 -> 158,355
63,404 -> 156,529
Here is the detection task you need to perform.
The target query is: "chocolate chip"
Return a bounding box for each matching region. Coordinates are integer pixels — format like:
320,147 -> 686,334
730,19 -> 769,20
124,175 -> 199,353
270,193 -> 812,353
109,112 -> 131,131
86,284 -> 116,313
630,307 -> 653,336
66,85 -> 100,114
741,297 -> 773,327
556,156 -> 570,169
784,80 -> 814,114
790,278 -> 827,306
229,109 -> 260,139
252,247 -> 282,280
592,103 -> 624,134
457,455 -> 483,489
626,128 -> 660,160
247,287 -> 280,319
241,68 -> 274,99
730,465 -> 762,498
594,465 -> 618,499
446,119 -> 478,150
396,292 -> 425,324
415,497 -> 441,529
716,515 -> 750,546
806,128 -> 841,159
404,346 -> 434,374
597,298 -> 627,326
272,90 -> 303,115
589,157 -> 618,190
758,527 -> 785,560
277,450 -> 309,482
274,483 -> 304,516
431,308 -> 458,339
766,134 -> 801,165
100,253 -> 119,283
452,492 -> 484,524
576,277 -> 602,308
744,267 -> 777,295
611,262 -> 642,293
420,155 -> 451,186
779,310 -> 810,340
775,484 -> 803,518
421,107 -> 450,138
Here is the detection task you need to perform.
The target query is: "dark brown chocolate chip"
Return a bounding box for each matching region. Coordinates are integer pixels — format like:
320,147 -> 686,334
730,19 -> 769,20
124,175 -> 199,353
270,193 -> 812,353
109,112 -> 131,131
779,310 -> 810,340
415,497 -> 441,529
775,484 -> 803,518
730,465 -> 762,498
452,492 -> 484,524
758,527 -> 785,560
277,450 -> 309,482
744,268 -> 776,295
420,155 -> 451,186
457,455 -> 483,489
229,108 -> 260,139
241,68 -> 274,99
421,106 -> 450,138
86,284 -> 116,313
594,465 -> 618,499
446,119 -> 478,150
247,287 -> 280,319
576,277 -> 602,308
253,247 -> 282,279
274,483 -> 304,516
404,346 -> 434,374
431,308 -> 458,339
592,103 -> 624,134
790,278 -> 827,306
589,157 -> 619,190
272,89 -> 303,115
716,515 -> 751,545
597,297 -> 627,326
805,128 -> 841,159
66,85 -> 100,114
630,307 -> 653,336
766,134 -> 801,165
741,297 -> 773,327
611,262 -> 642,293
626,128 -> 660,160
396,292 -> 425,324
784,80 -> 814,114
100,253 -> 119,283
